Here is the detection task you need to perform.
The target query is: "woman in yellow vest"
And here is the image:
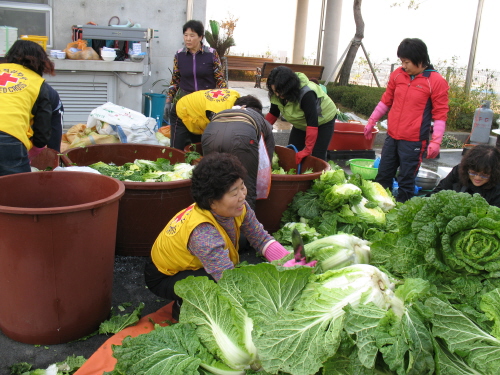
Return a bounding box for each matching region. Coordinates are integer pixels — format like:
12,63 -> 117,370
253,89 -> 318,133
144,153 -> 316,320
0,40 -> 53,176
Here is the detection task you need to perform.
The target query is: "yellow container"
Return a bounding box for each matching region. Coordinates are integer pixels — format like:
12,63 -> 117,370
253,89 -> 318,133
20,35 -> 48,51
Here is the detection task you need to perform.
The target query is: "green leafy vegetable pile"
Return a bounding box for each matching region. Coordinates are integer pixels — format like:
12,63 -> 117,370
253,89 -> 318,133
271,152 -> 313,175
9,355 -> 86,375
88,157 -> 195,182
106,263 -> 500,375
280,165 -> 396,239
370,190 -> 500,329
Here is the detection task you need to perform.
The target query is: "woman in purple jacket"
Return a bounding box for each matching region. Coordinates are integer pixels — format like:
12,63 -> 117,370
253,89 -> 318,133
164,20 -> 227,150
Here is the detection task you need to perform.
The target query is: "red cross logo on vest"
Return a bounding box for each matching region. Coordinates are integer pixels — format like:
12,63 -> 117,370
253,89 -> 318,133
210,90 -> 225,98
0,72 -> 19,86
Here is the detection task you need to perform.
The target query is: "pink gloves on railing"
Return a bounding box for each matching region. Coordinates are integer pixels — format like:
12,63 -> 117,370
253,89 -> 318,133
364,101 -> 389,140
264,241 -> 317,268
427,120 -> 446,159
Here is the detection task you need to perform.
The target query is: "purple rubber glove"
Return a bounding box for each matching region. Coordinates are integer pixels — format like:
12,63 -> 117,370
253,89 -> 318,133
28,146 -> 44,162
283,258 -> 317,268
263,241 -> 290,262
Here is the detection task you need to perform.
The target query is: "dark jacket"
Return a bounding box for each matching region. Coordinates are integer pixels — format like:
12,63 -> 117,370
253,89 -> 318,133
429,165 -> 500,207
201,108 -> 275,209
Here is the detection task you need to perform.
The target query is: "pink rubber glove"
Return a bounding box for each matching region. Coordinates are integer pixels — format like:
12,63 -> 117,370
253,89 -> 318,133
427,142 -> 440,159
365,101 -> 389,140
295,126 -> 319,165
283,258 -> 317,268
364,119 -> 376,140
265,112 -> 278,125
426,120 -> 446,159
28,146 -> 44,162
263,241 -> 290,262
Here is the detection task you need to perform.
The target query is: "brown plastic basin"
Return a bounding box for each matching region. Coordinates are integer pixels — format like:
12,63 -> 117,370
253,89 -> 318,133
0,171 -> 125,344
61,144 -> 192,256
254,146 -> 330,234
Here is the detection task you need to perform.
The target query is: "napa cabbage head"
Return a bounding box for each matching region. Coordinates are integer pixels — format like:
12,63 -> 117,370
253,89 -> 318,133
304,233 -> 371,272
361,179 -> 396,212
351,197 -> 386,226
313,169 -> 347,193
323,183 -> 363,210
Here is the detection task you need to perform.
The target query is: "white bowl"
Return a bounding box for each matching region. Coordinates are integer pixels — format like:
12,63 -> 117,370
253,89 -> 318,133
56,52 -> 66,59
129,54 -> 145,63
102,55 -> 115,62
101,50 -> 116,57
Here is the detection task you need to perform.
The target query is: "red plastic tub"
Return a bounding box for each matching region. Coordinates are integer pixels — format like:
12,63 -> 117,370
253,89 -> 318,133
61,144 -> 192,256
30,147 -> 60,170
254,146 -> 330,234
328,121 -> 379,151
0,171 -> 125,344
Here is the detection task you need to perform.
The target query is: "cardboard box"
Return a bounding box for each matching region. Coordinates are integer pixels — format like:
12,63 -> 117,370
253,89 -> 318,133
0,26 -> 18,57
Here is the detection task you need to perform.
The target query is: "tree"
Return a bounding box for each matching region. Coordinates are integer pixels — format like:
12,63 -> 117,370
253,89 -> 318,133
337,0 -> 364,86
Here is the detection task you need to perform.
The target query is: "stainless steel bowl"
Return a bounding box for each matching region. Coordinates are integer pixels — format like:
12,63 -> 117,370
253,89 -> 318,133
415,168 -> 441,190
129,54 -> 145,63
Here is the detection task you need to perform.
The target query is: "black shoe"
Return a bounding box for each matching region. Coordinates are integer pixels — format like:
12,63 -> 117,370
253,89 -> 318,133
171,300 -> 181,321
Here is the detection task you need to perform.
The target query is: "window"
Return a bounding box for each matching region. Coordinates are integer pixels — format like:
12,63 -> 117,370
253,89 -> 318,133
0,1 -> 52,48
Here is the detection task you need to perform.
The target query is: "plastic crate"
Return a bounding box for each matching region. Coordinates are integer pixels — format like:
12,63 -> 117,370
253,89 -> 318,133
20,35 -> 48,50
347,159 -> 378,180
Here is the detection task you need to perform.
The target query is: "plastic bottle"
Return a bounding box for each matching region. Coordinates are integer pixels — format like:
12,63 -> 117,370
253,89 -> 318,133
155,115 -> 161,132
373,157 -> 381,168
470,100 -> 494,144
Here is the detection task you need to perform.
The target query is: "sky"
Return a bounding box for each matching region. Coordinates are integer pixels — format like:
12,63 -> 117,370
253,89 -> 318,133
206,0 -> 499,71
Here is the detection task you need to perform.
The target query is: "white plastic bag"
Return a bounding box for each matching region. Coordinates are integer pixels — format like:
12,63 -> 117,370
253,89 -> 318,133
87,102 -> 159,145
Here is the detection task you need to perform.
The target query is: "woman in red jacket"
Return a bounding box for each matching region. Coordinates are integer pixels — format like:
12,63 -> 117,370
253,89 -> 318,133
364,38 -> 449,202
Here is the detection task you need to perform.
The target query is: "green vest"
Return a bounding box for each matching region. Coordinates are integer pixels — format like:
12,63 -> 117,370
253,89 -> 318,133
270,72 -> 337,131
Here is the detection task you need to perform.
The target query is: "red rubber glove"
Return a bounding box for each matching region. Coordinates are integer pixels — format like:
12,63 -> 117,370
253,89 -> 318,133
283,258 -> 317,268
426,120 -> 445,159
263,241 -> 290,262
295,126 -> 319,165
265,112 -> 278,125
364,101 -> 389,140
28,146 -> 44,162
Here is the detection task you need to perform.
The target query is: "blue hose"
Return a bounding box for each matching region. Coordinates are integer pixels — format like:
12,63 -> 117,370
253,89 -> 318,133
286,144 -> 302,174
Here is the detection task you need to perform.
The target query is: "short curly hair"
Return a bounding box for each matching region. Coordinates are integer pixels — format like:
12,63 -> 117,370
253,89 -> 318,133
266,66 -> 301,102
459,145 -> 500,188
191,153 -> 247,210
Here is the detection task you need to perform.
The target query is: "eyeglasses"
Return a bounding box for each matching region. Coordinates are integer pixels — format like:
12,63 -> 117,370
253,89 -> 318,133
468,171 -> 490,179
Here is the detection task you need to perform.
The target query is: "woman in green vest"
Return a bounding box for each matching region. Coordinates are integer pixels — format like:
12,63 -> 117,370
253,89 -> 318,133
265,66 -> 338,165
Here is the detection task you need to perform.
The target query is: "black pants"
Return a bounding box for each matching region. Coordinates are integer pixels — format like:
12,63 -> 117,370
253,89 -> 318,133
169,101 -> 202,151
287,116 -> 336,161
376,135 -> 425,203
144,258 -> 214,301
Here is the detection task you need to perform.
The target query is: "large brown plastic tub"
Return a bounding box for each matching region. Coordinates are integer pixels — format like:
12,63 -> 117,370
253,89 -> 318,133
30,147 -> 60,170
61,144 -> 192,256
254,146 -> 330,235
0,171 -> 125,344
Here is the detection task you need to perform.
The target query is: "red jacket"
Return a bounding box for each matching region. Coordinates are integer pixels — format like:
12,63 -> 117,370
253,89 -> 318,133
381,66 -> 449,142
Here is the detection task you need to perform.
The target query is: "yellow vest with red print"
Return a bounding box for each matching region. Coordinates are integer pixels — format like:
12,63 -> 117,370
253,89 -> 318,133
0,64 -> 45,149
176,89 -> 241,134
151,203 -> 246,276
